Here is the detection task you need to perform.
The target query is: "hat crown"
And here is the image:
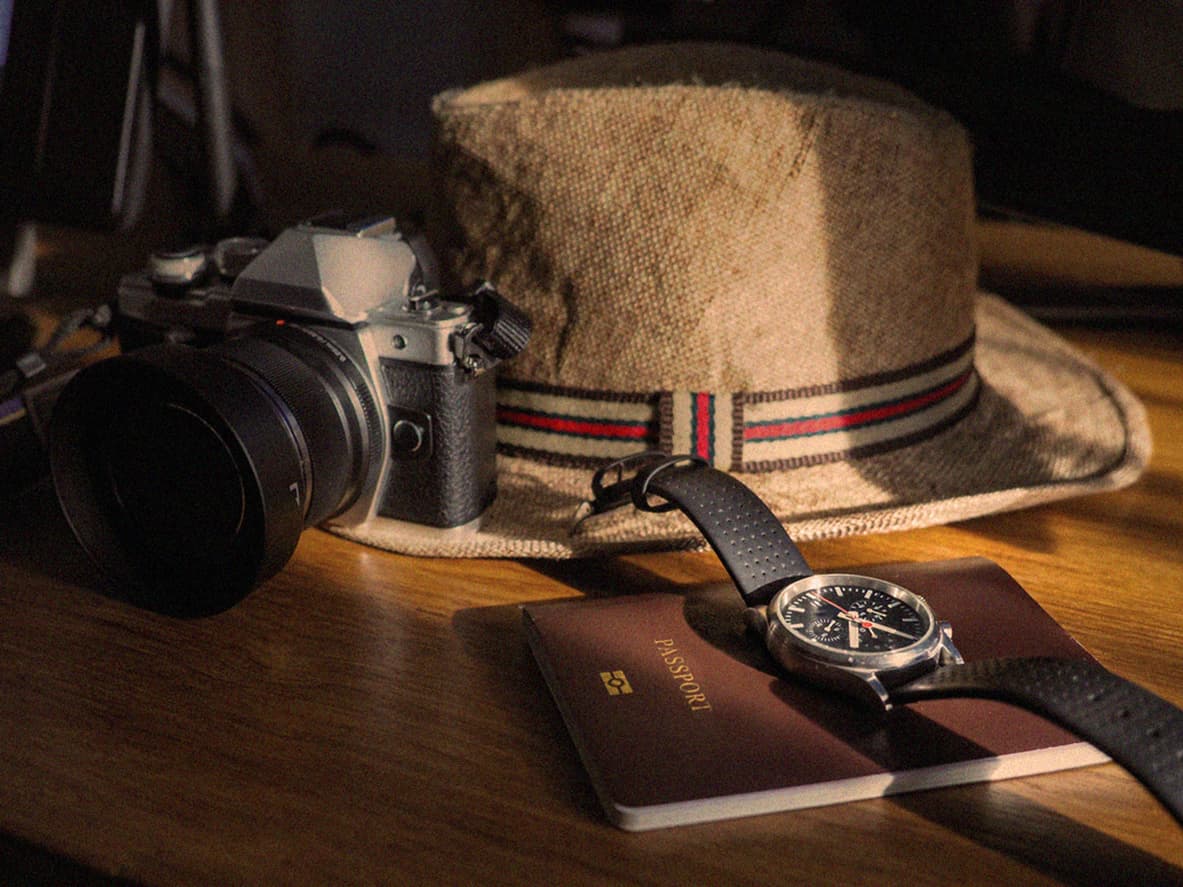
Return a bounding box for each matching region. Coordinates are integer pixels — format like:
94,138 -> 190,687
432,42 -> 978,395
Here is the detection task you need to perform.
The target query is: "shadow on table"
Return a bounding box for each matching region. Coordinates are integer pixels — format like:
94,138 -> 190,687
0,479 -> 97,589
0,831 -> 137,887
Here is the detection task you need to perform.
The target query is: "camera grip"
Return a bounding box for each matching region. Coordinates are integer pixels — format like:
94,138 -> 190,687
378,359 -> 497,527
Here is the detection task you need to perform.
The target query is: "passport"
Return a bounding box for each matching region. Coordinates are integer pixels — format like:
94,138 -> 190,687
522,557 -> 1107,830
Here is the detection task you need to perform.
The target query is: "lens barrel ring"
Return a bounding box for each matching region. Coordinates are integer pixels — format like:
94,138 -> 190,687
212,332 -> 355,526
229,322 -> 384,524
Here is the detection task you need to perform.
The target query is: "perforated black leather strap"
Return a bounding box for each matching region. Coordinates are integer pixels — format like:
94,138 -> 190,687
640,462 -> 812,606
894,657 -> 1183,824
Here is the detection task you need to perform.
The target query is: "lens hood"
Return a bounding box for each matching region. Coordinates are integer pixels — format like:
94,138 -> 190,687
49,345 -> 309,615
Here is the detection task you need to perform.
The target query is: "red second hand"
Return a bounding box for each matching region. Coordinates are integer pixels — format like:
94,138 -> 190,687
810,590 -> 851,613
810,590 -> 875,630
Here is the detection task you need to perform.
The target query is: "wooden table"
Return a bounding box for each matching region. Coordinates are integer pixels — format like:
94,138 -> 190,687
1,323 -> 1181,886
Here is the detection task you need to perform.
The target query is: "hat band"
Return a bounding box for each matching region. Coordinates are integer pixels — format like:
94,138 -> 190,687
496,334 -> 979,472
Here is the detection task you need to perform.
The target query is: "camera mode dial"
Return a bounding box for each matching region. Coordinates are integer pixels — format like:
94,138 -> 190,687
149,246 -> 208,287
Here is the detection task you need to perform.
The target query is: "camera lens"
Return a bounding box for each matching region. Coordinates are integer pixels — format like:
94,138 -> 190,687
48,323 -> 382,615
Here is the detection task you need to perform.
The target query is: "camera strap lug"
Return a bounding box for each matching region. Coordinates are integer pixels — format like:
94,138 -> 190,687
449,281 -> 532,374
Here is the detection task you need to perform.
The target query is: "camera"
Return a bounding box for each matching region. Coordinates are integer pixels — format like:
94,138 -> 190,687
48,215 -> 530,614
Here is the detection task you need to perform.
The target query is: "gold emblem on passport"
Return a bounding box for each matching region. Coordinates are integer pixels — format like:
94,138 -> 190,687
600,670 -> 633,696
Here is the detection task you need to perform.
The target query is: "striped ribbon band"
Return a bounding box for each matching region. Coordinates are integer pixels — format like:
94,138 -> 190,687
496,335 -> 979,471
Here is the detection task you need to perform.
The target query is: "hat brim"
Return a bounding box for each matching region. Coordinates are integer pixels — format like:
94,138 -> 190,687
329,293 -> 1149,558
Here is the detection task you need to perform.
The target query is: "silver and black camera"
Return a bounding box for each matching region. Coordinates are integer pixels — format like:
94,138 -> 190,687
48,215 -> 530,614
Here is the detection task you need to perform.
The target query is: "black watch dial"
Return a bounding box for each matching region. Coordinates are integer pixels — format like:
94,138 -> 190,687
779,582 -> 932,654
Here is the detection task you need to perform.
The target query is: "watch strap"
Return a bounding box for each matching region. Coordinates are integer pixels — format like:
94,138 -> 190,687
893,657 -> 1183,824
639,460 -> 812,605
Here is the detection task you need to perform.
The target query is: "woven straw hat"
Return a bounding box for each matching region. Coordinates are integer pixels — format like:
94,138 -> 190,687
329,42 -> 1149,559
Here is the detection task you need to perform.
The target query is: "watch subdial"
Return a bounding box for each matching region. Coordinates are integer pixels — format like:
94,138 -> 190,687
808,616 -> 844,645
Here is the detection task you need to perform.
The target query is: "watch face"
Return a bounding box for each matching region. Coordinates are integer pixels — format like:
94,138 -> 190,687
770,574 -> 939,667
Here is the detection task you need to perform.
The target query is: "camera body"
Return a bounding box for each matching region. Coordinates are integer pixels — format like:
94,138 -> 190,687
49,215 -> 529,612
116,215 -> 516,532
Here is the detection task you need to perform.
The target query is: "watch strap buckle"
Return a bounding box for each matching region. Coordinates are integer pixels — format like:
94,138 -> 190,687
572,451 -> 707,530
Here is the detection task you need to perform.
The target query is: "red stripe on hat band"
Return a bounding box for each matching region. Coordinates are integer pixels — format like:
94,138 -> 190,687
694,392 -> 713,460
744,370 -> 972,442
496,407 -> 653,441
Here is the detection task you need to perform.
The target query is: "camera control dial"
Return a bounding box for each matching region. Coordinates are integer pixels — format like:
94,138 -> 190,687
149,247 -> 208,286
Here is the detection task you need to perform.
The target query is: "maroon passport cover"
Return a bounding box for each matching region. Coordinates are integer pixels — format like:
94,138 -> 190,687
521,557 -> 1108,830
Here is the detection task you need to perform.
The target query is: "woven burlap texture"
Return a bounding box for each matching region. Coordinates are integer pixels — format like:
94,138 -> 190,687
434,49 -> 975,393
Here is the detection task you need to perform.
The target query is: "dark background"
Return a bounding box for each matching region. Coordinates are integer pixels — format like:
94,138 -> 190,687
3,0 -> 1182,315
216,1 -> 1183,253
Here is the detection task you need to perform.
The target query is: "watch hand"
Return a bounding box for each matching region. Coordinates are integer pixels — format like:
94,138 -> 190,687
813,592 -> 879,635
810,591 -> 853,615
831,607 -> 873,630
847,620 -> 860,649
853,612 -> 878,637
836,611 -> 919,641
875,624 -> 921,641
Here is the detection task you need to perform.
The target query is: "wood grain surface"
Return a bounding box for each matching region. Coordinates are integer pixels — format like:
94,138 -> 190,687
1,324 -> 1181,886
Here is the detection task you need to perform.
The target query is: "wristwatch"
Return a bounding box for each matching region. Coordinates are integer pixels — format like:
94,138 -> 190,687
586,452 -> 1183,825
